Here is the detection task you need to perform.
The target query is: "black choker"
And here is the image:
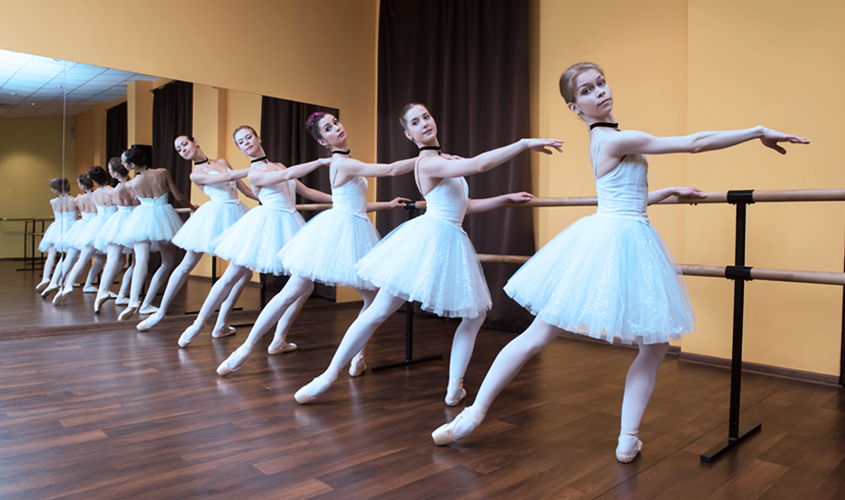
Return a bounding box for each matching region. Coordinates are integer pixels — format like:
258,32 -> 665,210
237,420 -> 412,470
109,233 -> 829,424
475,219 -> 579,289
419,146 -> 442,154
194,157 -> 210,165
589,122 -> 619,130
331,150 -> 350,155
250,156 -> 268,163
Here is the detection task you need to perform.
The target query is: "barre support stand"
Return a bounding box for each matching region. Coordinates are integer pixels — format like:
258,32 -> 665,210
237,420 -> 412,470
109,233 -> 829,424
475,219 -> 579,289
372,202 -> 443,372
701,190 -> 762,463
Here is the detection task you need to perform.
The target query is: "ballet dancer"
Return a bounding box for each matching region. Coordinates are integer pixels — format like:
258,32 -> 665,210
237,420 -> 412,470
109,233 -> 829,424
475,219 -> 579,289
48,174 -> 97,304
176,125 -> 332,348
37,178 -> 78,297
294,103 -> 563,405
216,112 -> 414,376
430,62 -> 810,463
136,135 -> 257,333
113,147 -> 195,320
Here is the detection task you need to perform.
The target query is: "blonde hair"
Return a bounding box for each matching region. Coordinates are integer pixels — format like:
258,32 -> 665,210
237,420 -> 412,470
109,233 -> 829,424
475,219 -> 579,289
559,62 -> 605,104
399,102 -> 425,131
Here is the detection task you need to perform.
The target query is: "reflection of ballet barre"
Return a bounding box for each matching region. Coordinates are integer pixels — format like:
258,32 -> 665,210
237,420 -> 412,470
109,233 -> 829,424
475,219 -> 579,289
1,216 -> 52,272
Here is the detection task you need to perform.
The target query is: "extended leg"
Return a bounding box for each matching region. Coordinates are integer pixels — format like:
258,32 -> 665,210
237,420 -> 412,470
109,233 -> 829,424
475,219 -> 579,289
140,242 -> 176,314
83,252 -> 107,292
347,288 -> 377,377
211,269 -> 255,338
95,245 -> 124,313
616,339 -> 669,463
445,311 -> 487,406
177,264 -> 249,347
39,247 -> 59,296
116,254 -> 134,304
137,250 -> 201,331
119,242 -> 151,320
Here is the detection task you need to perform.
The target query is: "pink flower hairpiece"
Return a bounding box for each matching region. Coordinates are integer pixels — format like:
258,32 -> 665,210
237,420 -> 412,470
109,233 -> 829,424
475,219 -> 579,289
306,111 -> 324,128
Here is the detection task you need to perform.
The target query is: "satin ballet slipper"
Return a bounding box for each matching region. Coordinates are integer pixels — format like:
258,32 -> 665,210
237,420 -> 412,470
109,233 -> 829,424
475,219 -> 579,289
118,303 -> 138,321
216,344 -> 253,376
432,407 -> 485,446
139,304 -> 159,315
93,292 -> 110,314
41,284 -> 59,299
177,320 -> 205,348
444,378 -> 467,406
136,313 -> 164,332
348,354 -> 367,377
36,280 -> 50,292
114,293 -> 129,306
294,368 -> 341,404
82,284 -> 98,293
267,336 -> 297,355
52,287 -> 72,306
211,326 -> 237,339
615,428 -> 643,463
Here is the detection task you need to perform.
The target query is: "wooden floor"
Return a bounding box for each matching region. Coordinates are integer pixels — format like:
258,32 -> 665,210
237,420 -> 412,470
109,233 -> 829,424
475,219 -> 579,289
2,267 -> 845,498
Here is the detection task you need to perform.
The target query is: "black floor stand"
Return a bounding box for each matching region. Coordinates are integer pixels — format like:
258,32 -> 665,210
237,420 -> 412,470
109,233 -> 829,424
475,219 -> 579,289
372,202 -> 443,372
701,190 -> 762,463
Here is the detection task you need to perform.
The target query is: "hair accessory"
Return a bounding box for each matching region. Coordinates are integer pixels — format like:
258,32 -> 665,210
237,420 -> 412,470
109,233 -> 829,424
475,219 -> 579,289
194,156 -> 210,165
306,111 -> 324,128
331,150 -> 350,155
251,156 -> 268,163
589,122 -> 619,130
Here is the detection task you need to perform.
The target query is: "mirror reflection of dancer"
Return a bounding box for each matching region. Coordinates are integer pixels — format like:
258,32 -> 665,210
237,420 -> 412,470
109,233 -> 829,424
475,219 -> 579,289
294,104 -> 563,405
176,125 -> 332,347
88,158 -> 140,312
432,62 -> 810,463
136,135 -> 257,333
37,178 -> 77,297
49,174 -> 98,304
216,112 -> 413,376
113,147 -> 195,320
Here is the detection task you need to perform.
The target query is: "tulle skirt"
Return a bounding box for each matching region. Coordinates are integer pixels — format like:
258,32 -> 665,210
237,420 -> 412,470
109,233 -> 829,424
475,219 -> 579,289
504,214 -> 695,345
39,217 -> 76,252
72,213 -> 110,251
278,209 -> 380,290
114,204 -> 183,248
94,209 -> 135,254
356,215 -> 491,319
61,218 -> 88,252
172,200 -> 249,254
211,206 -> 305,275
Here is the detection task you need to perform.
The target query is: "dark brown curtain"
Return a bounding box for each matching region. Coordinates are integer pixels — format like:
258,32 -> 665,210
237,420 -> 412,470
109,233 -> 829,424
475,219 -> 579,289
105,102 -> 127,164
377,0 -> 534,332
152,80 -> 193,211
260,96 -> 337,300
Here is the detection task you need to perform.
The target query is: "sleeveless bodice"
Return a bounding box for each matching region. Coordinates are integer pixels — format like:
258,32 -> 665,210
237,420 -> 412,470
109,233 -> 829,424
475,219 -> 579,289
138,193 -> 169,206
117,205 -> 133,214
80,212 -> 94,223
330,163 -> 368,218
259,179 -> 297,212
103,205 -> 118,216
202,170 -> 239,203
593,135 -> 649,222
422,177 -> 469,228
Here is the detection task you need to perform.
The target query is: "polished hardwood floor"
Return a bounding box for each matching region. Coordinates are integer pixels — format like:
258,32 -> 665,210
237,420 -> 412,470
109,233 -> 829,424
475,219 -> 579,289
1,263 -> 844,499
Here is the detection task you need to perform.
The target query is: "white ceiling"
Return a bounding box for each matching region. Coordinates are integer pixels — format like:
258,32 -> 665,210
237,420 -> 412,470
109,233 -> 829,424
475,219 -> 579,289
0,49 -> 159,119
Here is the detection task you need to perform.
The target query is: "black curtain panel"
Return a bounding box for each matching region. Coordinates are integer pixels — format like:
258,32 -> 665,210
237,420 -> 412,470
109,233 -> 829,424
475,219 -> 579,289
260,96 -> 338,300
105,101 -> 127,165
377,0 -> 534,332
152,80 -> 193,211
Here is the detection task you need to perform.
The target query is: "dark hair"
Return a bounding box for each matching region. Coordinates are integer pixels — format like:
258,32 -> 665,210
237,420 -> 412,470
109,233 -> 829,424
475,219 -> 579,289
109,157 -> 130,178
232,125 -> 258,141
122,147 -> 146,167
399,102 -> 425,130
175,134 -> 195,142
77,173 -> 94,191
306,112 -> 328,141
89,165 -> 110,186
49,177 -> 71,193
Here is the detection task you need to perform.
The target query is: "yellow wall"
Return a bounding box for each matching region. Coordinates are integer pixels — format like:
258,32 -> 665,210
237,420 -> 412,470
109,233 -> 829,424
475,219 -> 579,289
0,117 -> 75,258
531,0 -> 843,375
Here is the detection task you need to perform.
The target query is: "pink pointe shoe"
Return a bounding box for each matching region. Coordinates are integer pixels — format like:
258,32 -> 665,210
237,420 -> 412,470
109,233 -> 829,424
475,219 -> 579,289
294,368 -> 340,404
431,407 -> 485,446
52,287 -> 72,306
177,320 -> 206,348
267,336 -> 297,355
348,354 -> 367,377
615,428 -> 643,463
136,312 -> 164,332
211,326 -> 237,339
36,280 -> 50,292
444,378 -> 467,406
216,344 -> 253,376
118,303 -> 138,321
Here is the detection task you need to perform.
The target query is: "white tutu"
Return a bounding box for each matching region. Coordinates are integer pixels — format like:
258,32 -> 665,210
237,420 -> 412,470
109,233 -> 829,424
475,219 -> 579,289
504,215 -> 695,345
62,215 -> 90,252
95,207 -> 135,254
212,205 -> 305,275
278,209 -> 380,289
72,208 -> 114,251
39,212 -> 77,252
356,216 -> 491,319
172,200 -> 248,254
114,200 -> 183,248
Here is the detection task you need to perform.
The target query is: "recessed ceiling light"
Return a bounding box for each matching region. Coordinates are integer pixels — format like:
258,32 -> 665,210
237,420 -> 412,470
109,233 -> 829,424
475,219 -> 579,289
10,92 -> 17,96
56,85 -> 63,89
31,102 -> 36,106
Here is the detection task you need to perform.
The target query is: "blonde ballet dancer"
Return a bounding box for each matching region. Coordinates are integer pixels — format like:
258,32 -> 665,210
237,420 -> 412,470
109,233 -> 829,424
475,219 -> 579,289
113,147 -> 195,320
37,178 -> 78,298
176,125 -> 332,348
431,62 -> 809,464
216,112 -> 413,376
136,135 -> 257,333
49,174 -> 98,304
294,103 -> 562,405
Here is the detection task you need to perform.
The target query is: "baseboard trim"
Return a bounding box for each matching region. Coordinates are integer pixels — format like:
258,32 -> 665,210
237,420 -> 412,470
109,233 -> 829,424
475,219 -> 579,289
677,351 -> 840,387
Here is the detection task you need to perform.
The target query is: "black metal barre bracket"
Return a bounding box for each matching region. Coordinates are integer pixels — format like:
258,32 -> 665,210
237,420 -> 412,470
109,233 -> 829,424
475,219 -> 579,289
701,190 -> 762,463
371,201 -> 444,372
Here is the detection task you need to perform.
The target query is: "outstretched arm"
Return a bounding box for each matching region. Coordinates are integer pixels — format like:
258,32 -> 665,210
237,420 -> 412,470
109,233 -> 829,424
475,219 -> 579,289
419,139 -> 563,179
606,127 -> 809,158
647,186 -> 706,205
366,197 -> 412,213
294,181 -> 332,203
164,169 -> 198,210
249,158 -> 331,187
190,165 -> 250,185
236,179 -> 258,201
466,191 -> 534,215
338,157 -> 418,178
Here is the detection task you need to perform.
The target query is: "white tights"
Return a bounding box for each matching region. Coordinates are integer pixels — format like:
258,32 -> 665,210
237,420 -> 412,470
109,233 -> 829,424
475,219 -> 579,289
129,242 -> 176,309
192,264 -> 253,332
98,245 -> 132,297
